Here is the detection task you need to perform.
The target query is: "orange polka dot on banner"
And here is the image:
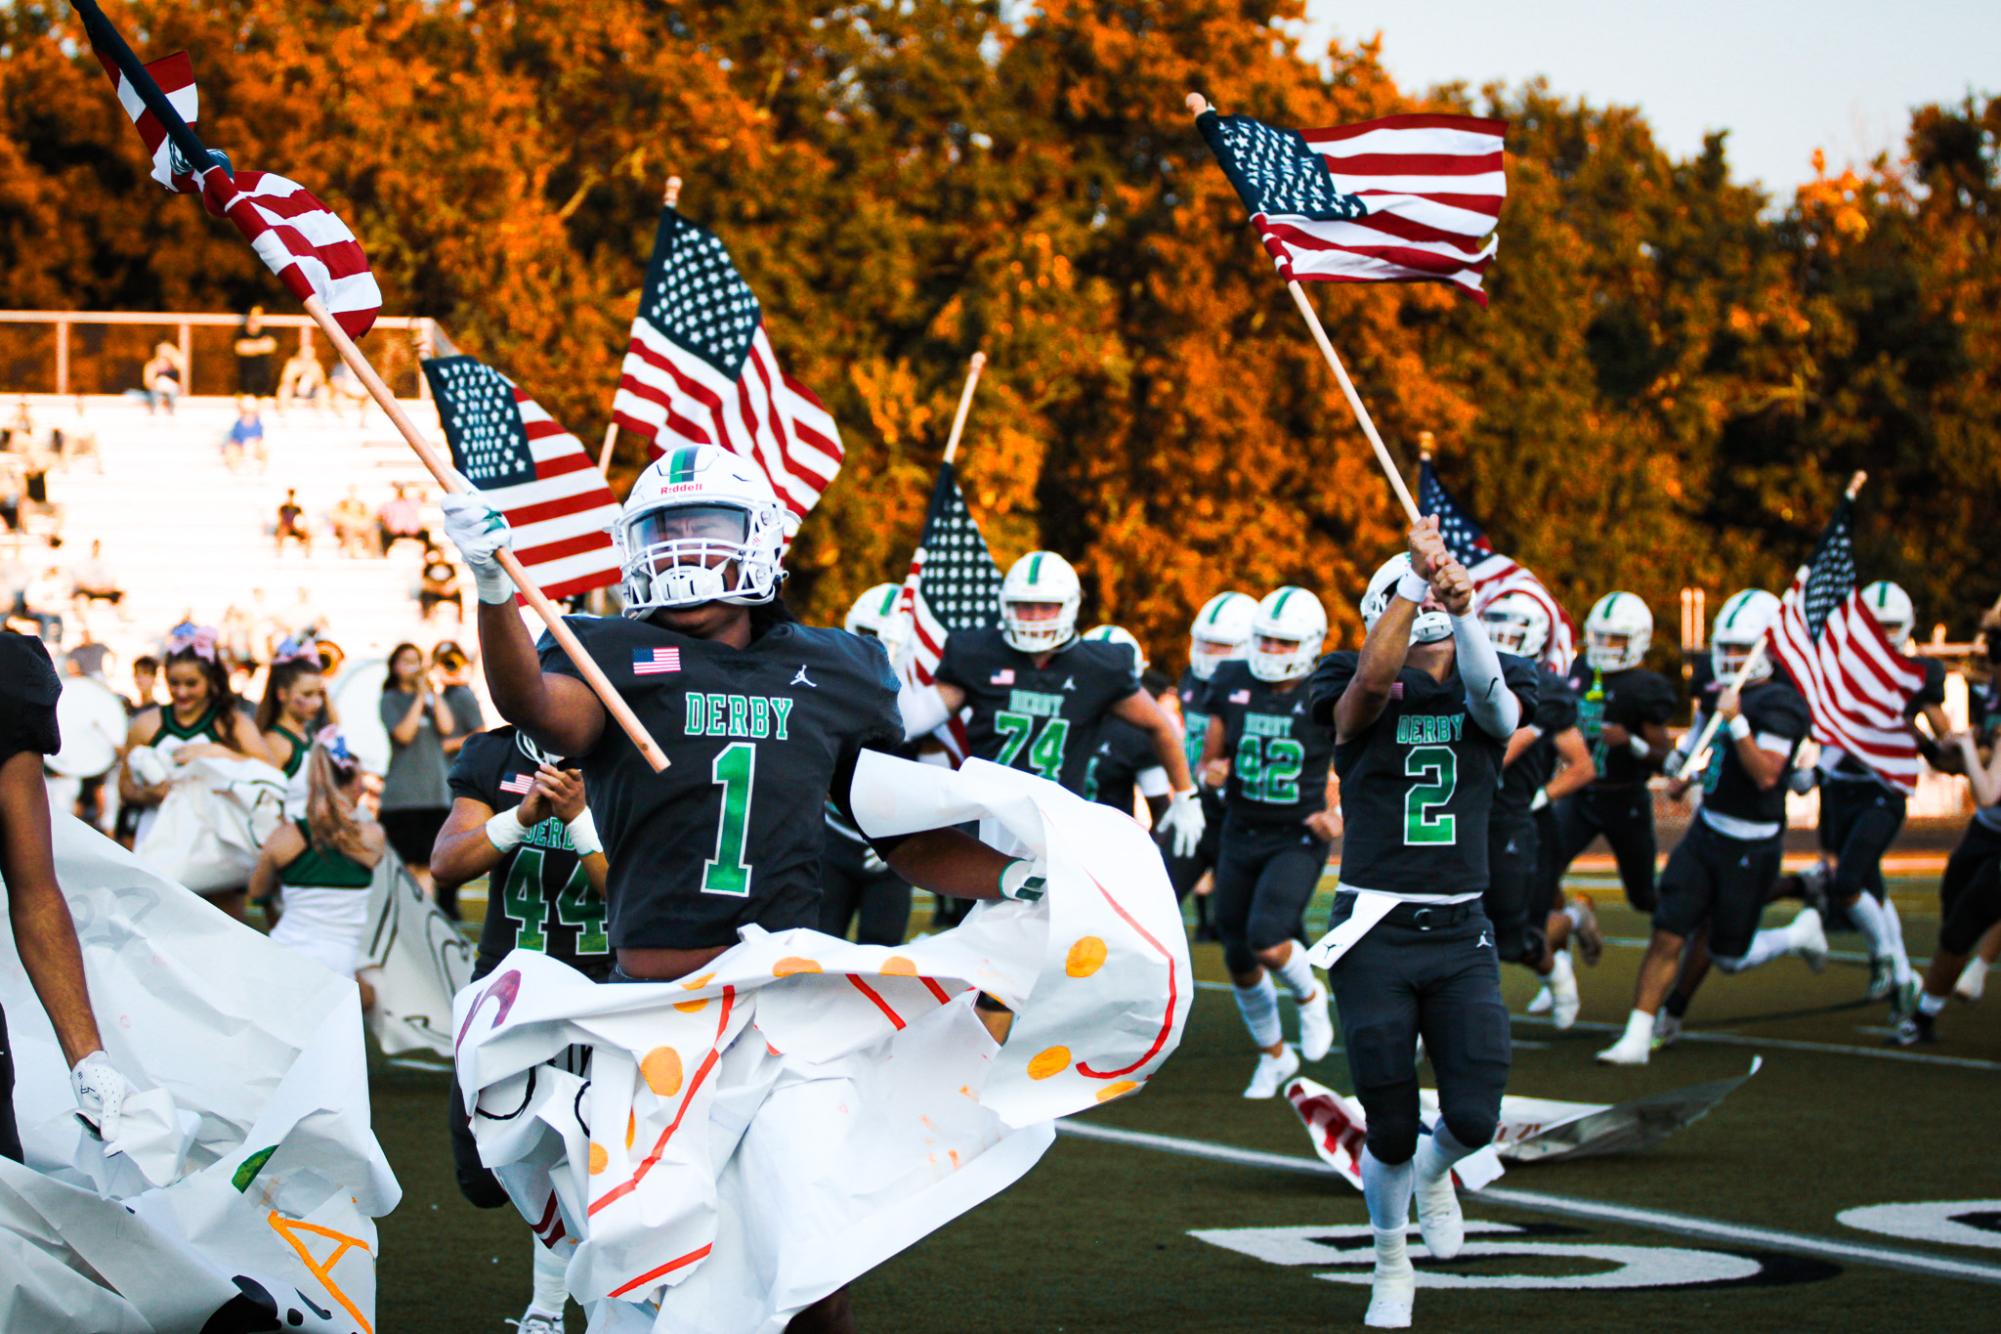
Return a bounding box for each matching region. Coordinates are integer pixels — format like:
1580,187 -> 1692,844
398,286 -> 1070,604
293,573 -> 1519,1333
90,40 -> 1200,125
680,972 -> 715,991
673,996 -> 708,1014
1065,936 -> 1108,978
587,1142 -> 607,1175
625,1110 -> 636,1150
1095,1080 -> 1140,1104
773,956 -> 822,977
1026,1045 -> 1071,1080
641,1047 -> 684,1097
882,955 -> 917,976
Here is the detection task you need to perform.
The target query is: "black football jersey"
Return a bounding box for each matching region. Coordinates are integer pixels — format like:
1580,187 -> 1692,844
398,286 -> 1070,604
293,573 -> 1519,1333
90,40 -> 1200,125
1696,679 -> 1810,825
1494,665 -> 1579,827
1202,661 -> 1334,826
1567,658 -> 1677,787
1831,654 -> 1945,780
1080,716 -> 1160,815
449,727 -> 609,973
935,629 -> 1140,792
1311,650 -> 1540,894
538,612 -> 903,950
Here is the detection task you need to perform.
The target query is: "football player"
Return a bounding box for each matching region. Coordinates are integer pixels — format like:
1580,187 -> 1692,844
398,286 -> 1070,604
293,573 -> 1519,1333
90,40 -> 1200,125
443,444 -> 1053,1329
431,726 -> 608,1334
1480,593 -> 1598,1029
1956,608 -> 2001,1000
899,551 -> 1205,855
1198,587 -> 1339,1097
1551,592 -> 1677,912
1077,626 -> 1172,824
819,584 -> 919,947
1597,591 -> 1821,1066
1169,592 -> 1258,939
1310,523 -> 1539,1330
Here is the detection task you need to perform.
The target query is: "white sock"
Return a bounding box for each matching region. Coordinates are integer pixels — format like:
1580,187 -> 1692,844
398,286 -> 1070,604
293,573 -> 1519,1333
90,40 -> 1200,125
530,1239 -> 568,1315
1563,901 -> 1588,930
1360,1147 -> 1414,1230
1919,991 -> 1947,1017
1415,1123 -> 1478,1182
1549,948 -> 1576,988
1233,975 -> 1283,1049
1845,893 -> 1894,965
1962,956 -> 1990,988
1882,899 -> 1913,985
1272,943 -> 1318,1003
1619,1008 -> 1653,1045
1738,924 -> 1796,971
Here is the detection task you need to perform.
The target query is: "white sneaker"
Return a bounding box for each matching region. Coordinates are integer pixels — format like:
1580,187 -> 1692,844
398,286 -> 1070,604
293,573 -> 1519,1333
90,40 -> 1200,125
508,1312 -> 564,1334
1299,983 -> 1335,1062
1415,1165 -> 1464,1260
1653,1011 -> 1683,1048
1364,1229 -> 1415,1329
1526,984 -> 1553,1015
1549,955 -> 1580,1031
1242,1045 -> 1301,1099
1955,957 -> 1988,1003
1791,907 -> 1829,973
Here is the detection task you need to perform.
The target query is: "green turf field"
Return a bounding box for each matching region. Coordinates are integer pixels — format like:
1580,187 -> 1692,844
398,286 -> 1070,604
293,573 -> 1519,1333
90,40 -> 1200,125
370,876 -> 2001,1330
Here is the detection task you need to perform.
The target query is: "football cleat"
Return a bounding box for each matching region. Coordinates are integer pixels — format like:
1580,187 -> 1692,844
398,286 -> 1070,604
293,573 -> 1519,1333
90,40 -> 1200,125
507,1312 -> 565,1334
1866,955 -> 1895,1002
1596,1014 -> 1654,1066
1791,907 -> 1829,973
1891,979 -> 1921,1023
1889,1011 -> 1937,1047
1242,1045 -> 1301,1100
1954,957 -> 1988,1003
1653,1011 -> 1684,1048
1364,1230 -> 1416,1329
1299,983 -> 1335,1062
1571,897 -> 1605,966
1525,984 -> 1553,1015
1415,1164 -> 1465,1261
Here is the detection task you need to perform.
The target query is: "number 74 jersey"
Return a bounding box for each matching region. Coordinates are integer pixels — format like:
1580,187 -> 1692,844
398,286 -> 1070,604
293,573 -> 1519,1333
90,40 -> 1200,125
935,628 -> 1141,792
1200,660 -> 1335,826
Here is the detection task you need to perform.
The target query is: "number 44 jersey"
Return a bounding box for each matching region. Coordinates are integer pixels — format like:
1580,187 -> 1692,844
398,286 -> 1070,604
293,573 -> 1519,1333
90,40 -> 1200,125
1309,650 -> 1540,896
1200,660 -> 1334,826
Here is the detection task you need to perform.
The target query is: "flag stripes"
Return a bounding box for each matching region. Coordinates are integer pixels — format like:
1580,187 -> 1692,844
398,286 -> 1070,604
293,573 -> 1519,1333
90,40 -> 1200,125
1419,460 -> 1575,670
92,48 -> 199,191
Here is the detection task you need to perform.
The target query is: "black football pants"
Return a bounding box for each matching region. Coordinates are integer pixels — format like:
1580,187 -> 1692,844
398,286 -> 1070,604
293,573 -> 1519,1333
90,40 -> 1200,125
1818,778 -> 1905,905
818,834 -> 913,948
1554,785 -> 1658,911
1212,818 -> 1329,975
1483,816 -> 1544,965
1940,819 -> 2001,956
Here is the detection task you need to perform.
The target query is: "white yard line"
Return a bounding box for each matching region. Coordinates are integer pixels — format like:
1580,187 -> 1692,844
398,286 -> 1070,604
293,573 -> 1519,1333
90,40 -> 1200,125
1056,1120 -> 2001,1287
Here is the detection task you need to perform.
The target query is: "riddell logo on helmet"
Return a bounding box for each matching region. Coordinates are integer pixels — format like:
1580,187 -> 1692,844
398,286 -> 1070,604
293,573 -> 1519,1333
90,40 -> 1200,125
659,482 -> 706,493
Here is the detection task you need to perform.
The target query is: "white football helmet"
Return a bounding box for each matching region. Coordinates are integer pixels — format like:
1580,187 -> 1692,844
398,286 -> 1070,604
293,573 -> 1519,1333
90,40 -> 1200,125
844,581 -> 909,666
614,445 -> 787,615
1482,590 -> 1552,661
1250,586 -> 1328,682
1710,589 -> 1780,684
1083,624 -> 1148,674
1361,554 -> 1451,645
1860,579 -> 1914,646
1189,590 -> 1257,681
1585,592 -> 1653,672
1000,551 -> 1081,653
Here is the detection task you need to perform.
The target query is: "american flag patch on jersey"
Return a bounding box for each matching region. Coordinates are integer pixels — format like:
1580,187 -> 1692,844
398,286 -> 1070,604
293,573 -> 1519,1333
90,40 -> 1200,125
1390,682 -> 1405,699
497,772 -> 534,795
1229,689 -> 1252,704
990,668 -> 1016,685
633,647 -> 682,676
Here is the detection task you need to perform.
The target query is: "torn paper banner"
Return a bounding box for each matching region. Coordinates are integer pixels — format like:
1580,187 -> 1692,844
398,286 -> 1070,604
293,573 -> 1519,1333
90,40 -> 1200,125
455,753 -> 1190,1334
0,815 -> 400,1332
361,847 -> 476,1059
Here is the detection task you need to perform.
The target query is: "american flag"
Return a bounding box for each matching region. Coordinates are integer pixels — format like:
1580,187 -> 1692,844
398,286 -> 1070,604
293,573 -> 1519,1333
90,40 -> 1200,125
1767,496 -> 1928,793
1196,110 -> 1507,303
611,207 -> 841,523
421,354 -> 623,603
498,772 -> 535,796
90,44 -> 200,191
1420,460 -> 1575,671
895,462 -> 1003,687
631,647 -> 683,677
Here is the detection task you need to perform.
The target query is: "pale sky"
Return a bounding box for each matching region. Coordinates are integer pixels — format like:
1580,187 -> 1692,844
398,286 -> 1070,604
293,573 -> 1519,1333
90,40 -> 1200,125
1300,1 -> 2000,198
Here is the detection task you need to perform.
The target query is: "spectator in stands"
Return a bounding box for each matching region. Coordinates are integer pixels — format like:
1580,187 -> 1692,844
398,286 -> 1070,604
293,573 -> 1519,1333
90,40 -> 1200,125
327,359 -> 368,418
376,483 -> 424,556
234,308 -> 279,398
330,486 -> 372,557
140,342 -> 186,415
222,396 -> 267,472
220,600 -> 257,668
277,343 -> 327,411
1,399 -> 32,448
71,540 -> 123,606
275,488 -> 313,556
418,544 -> 461,622
377,642 -> 457,908
433,641 -> 484,760
127,655 -> 159,715
0,459 -> 22,532
22,564 -> 71,644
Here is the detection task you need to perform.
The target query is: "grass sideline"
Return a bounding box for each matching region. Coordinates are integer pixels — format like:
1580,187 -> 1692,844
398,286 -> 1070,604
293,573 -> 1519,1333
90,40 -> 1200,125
372,876 -> 1999,1330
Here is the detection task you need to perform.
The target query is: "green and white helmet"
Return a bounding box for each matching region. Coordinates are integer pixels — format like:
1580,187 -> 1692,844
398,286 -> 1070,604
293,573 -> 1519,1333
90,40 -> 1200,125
1000,551 -> 1082,653
1711,589 -> 1780,684
1585,591 -> 1653,672
1860,579 -> 1914,646
614,444 -> 787,615
1250,585 -> 1328,683
1189,591 -> 1257,681
1084,624 -> 1148,674
844,582 -> 909,668
1361,554 -> 1451,645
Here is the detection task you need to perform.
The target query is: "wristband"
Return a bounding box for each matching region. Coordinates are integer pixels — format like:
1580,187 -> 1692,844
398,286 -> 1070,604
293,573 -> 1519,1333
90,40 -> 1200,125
484,807 -> 528,852
566,808 -> 603,858
470,559 -> 516,606
1395,568 -> 1433,604
1530,786 -> 1550,812
998,859 -> 1047,903
1628,734 -> 1651,760
1727,714 -> 1752,742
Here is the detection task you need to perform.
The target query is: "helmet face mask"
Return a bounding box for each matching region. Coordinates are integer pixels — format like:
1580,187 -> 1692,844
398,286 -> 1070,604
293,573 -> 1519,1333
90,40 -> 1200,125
1189,591 -> 1257,681
1709,589 -> 1780,685
1000,552 -> 1081,654
615,447 -> 787,616
1249,586 -> 1327,682
1481,592 -> 1551,660
1585,592 -> 1653,672
1360,555 -> 1451,645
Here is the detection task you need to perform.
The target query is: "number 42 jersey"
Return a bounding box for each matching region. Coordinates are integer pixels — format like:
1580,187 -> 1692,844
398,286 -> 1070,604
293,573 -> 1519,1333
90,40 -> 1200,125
1201,660 -> 1334,826
1309,650 -> 1540,896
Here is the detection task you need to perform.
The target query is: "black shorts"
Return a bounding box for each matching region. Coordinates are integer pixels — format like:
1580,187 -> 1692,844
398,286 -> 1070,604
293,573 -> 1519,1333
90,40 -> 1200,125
1818,778 -> 1906,904
818,831 -> 913,948
1554,784 -> 1658,911
1653,817 -> 1783,960
1211,817 -> 1328,969
1161,787 -> 1225,900
1531,801 -> 1562,919
1483,816 -> 1541,963
380,807 -> 449,866
1939,819 -> 2001,956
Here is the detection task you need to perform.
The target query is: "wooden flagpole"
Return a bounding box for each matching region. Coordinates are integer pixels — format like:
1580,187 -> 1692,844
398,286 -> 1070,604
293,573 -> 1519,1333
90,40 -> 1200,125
1187,92 -> 1422,526
941,351 -> 987,466
600,175 -> 686,477
304,295 -> 670,771
1674,470 -> 1868,782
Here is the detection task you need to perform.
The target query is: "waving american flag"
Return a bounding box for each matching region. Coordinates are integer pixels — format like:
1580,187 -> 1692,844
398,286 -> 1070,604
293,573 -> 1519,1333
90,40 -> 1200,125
1420,459 -> 1574,670
896,462 -> 1004,686
611,208 -> 842,523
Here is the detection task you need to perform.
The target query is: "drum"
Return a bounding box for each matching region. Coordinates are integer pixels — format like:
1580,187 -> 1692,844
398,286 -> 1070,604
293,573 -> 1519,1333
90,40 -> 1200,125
328,657 -> 391,776
48,676 -> 128,778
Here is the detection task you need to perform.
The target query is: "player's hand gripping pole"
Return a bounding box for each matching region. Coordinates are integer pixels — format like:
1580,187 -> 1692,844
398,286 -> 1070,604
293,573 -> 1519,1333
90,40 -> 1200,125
1674,470 -> 1869,782
304,295 -> 671,772
941,350 -> 987,466
1186,92 -> 1422,526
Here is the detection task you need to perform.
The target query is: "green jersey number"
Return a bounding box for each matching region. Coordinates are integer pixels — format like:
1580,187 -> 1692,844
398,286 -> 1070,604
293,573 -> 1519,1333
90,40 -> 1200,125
994,711 -> 1071,782
702,742 -> 756,897
499,847 -> 607,955
1233,734 -> 1305,805
1181,710 -> 1209,774
1403,744 -> 1458,845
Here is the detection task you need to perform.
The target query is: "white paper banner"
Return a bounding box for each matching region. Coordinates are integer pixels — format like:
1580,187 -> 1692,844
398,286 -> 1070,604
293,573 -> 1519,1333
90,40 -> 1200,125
132,753 -> 288,893
360,849 -> 476,1059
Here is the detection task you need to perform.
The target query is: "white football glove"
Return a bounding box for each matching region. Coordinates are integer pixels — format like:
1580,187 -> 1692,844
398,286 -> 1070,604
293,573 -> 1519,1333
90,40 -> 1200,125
1158,787 -> 1207,859
441,490 -> 517,604
997,858 -> 1048,903
71,1050 -> 131,1144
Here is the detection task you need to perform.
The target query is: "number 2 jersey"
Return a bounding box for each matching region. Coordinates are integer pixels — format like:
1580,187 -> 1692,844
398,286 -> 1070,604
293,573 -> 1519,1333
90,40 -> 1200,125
1309,650 -> 1540,895
539,611 -> 904,952
449,726 -> 610,978
934,628 -> 1140,792
1201,660 -> 1334,827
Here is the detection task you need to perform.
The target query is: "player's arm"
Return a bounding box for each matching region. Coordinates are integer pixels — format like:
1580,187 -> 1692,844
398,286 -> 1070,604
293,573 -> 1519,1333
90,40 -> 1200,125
897,679 -> 966,741
1199,713 -> 1230,788
883,828 -> 1015,901
1716,688 -> 1793,790
431,795 -> 505,892
536,765 -> 608,896
1544,726 -> 1597,804
1502,726 -> 1538,769
1109,688 -> 1195,793
2,751 -> 105,1067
